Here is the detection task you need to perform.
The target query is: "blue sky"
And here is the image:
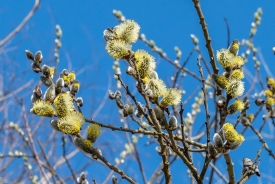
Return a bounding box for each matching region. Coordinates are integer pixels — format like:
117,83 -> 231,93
1,1 -> 275,183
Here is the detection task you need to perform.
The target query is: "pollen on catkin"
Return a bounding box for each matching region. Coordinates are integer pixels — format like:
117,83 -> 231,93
231,56 -> 245,68
212,74 -> 229,89
222,122 -> 235,131
266,97 -> 275,107
134,50 -> 156,79
228,40 -> 239,56
54,92 -> 75,117
146,78 -> 167,97
57,111 -> 85,135
106,39 -> 132,59
114,20 -> 140,44
227,100 -> 245,114
68,71 -> 76,83
216,49 -> 234,69
49,66 -> 55,78
160,88 -> 182,108
87,124 -> 101,143
224,129 -> 239,142
265,90 -> 273,97
225,80 -> 244,98
230,69 -> 244,80
73,137 -> 93,154
32,100 -> 55,117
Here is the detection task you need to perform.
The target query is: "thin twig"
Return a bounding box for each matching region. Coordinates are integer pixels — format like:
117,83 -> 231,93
61,134 -> 77,183
0,0 -> 41,47
224,153 -> 235,184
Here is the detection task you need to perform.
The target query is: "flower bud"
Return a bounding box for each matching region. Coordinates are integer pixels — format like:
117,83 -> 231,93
56,78 -> 64,88
228,39 -> 239,56
40,76 -> 53,87
68,71 -> 76,83
50,119 -> 61,131
62,69 -> 69,76
44,85 -> 56,103
135,102 -> 146,118
112,176 -> 118,184
108,90 -> 116,100
127,104 -> 134,116
70,80 -> 80,95
25,50 -> 34,61
76,97 -> 83,107
241,117 -> 250,126
255,99 -> 265,106
115,91 -> 122,98
73,137 -> 93,154
41,65 -> 51,78
34,51 -> 43,63
31,62 -> 41,73
115,96 -> 124,109
153,105 -> 167,129
213,133 -> 223,149
216,95 -> 226,108
168,116 -> 178,131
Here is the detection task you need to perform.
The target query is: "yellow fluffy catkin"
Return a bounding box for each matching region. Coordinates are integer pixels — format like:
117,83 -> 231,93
57,111 -> 85,135
87,124 -> 101,143
114,20 -> 140,44
32,100 -> 55,117
105,39 -> 132,59
54,92 -> 75,117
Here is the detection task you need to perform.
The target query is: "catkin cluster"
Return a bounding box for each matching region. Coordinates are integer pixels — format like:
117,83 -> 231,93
213,40 -> 246,114
104,20 -> 182,131
213,122 -> 245,153
265,77 -> 275,110
104,20 -> 182,109
26,46 -> 101,153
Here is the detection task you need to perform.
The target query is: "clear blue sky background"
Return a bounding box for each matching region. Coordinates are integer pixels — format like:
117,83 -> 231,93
1,1 -> 275,183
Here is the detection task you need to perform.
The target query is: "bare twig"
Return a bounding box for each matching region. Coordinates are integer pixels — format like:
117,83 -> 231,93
224,153 -> 235,184
0,0 -> 41,47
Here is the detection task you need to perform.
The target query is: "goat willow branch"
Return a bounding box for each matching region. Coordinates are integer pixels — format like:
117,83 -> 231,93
192,0 -> 219,75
